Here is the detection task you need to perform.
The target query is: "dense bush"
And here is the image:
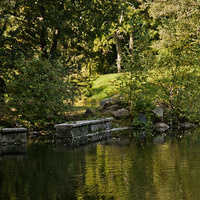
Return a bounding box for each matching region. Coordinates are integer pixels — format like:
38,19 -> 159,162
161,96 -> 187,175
5,57 -> 76,129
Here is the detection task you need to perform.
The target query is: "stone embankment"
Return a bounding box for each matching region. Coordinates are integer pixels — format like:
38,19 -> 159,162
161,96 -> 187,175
0,128 -> 27,144
98,96 -> 198,132
55,117 -> 114,145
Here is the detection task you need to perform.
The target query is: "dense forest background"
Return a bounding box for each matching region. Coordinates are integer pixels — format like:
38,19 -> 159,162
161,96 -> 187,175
0,0 -> 199,129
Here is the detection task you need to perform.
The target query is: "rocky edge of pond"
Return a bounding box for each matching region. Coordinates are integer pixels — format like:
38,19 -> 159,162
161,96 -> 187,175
91,95 -> 198,132
0,94 -> 198,136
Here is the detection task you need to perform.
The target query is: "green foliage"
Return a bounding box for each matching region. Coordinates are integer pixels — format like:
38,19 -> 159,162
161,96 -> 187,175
118,10 -> 153,117
149,0 -> 200,122
118,0 -> 200,123
1,0 -> 200,128
5,56 -> 76,129
151,66 -> 200,122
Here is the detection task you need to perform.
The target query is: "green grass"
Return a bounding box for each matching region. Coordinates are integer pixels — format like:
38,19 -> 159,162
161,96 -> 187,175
76,73 -> 121,107
90,73 -> 120,99
74,68 -> 200,121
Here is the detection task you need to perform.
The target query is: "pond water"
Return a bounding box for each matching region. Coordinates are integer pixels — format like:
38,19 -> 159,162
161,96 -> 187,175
1,129 -> 200,200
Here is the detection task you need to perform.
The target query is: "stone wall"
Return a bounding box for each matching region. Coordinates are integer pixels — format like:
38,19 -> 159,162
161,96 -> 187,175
0,128 -> 27,144
55,117 -> 113,145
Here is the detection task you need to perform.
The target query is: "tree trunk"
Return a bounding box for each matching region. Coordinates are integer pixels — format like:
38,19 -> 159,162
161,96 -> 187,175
113,33 -> 122,73
129,31 -> 134,50
38,3 -> 48,59
50,29 -> 59,58
0,77 -> 5,109
39,27 -> 48,58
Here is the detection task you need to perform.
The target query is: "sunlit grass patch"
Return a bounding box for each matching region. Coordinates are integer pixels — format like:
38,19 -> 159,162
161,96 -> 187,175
76,73 -> 121,107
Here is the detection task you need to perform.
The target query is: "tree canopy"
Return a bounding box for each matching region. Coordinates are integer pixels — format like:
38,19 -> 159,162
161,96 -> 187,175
0,0 -> 200,128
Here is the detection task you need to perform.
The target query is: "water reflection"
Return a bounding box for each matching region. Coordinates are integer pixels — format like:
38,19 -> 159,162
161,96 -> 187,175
0,144 -> 27,161
0,131 -> 200,199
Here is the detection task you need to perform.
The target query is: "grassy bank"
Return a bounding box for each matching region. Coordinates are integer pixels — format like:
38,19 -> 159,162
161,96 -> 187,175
73,67 -> 200,126
70,73 -> 124,125
75,73 -> 121,107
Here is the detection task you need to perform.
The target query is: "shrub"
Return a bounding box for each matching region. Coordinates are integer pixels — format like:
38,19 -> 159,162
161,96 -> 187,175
5,56 -> 76,129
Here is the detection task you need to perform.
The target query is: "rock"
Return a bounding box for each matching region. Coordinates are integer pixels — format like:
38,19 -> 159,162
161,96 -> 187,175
155,122 -> 169,128
106,104 -> 119,111
15,122 -> 23,128
113,108 -> 129,119
100,98 -> 112,107
29,131 -> 37,138
138,113 -> 147,123
100,95 -> 123,108
99,98 -> 112,111
181,122 -> 196,128
111,94 -> 123,104
155,122 -> 169,132
152,107 -> 164,117
84,108 -> 94,118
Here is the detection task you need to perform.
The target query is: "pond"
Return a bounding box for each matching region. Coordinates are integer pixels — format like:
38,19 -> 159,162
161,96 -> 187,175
1,129 -> 200,200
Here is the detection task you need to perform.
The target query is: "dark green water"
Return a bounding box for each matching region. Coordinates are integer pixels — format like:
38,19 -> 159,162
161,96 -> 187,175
1,130 -> 200,200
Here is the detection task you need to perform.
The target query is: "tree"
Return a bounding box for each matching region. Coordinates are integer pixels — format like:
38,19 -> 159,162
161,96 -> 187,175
149,0 -> 200,121
118,8 -> 152,118
92,0 -> 153,73
0,0 -> 80,127
93,0 -> 138,73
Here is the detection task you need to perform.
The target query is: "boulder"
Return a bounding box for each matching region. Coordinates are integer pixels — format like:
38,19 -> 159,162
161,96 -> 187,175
111,94 -> 123,104
84,108 -> 94,118
100,98 -> 112,107
99,95 -> 124,112
181,122 -> 196,128
113,108 -> 129,119
155,122 -> 169,132
100,95 -> 123,107
138,113 -> 147,123
152,107 -> 164,117
106,104 -> 119,111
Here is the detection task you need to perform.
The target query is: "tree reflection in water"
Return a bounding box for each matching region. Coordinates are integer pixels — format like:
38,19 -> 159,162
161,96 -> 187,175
0,131 -> 200,200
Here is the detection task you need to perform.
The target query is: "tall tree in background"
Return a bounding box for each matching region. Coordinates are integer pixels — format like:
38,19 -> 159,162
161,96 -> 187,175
93,0 -> 151,73
118,6 -> 152,117
0,0 -> 149,75
93,0 -> 136,73
149,0 -> 200,120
